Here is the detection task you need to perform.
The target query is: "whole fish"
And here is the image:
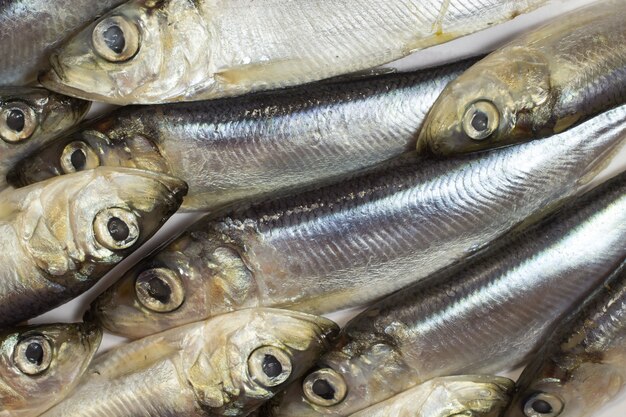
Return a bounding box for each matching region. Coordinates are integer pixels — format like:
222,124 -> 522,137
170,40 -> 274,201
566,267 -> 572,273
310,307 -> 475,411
0,0 -> 126,85
0,88 -> 89,189
504,262 -> 626,417
90,104 -> 626,340
0,166 -> 186,328
417,0 -> 626,155
42,308 -> 338,417
349,375 -> 513,417
39,0 -> 547,104
0,322 -> 101,417
265,172 -> 626,417
9,60 -> 475,210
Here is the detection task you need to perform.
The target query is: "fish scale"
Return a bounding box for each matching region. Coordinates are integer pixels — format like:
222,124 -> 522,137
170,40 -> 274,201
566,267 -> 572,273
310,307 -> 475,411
92,104 -> 626,340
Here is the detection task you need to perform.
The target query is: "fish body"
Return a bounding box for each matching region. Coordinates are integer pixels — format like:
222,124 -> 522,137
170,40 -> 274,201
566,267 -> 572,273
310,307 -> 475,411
0,167 -> 186,328
266,172 -> 626,416
0,88 -> 89,190
504,262 -> 626,417
40,0 -> 547,104
347,375 -> 513,417
41,308 -> 338,417
0,0 -> 125,85
91,104 -> 626,339
418,0 -> 626,155
0,322 -> 101,417
9,61 -> 474,211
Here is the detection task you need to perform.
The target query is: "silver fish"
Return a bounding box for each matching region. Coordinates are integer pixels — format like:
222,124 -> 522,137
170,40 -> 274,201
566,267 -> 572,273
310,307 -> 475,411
42,308 -> 338,417
9,60 -> 475,211
0,0 -> 126,85
417,0 -> 626,155
0,166 -> 186,328
0,88 -> 89,190
266,172 -> 626,416
90,104 -> 626,340
504,262 -> 626,417
0,322 -> 101,417
39,0 -> 547,104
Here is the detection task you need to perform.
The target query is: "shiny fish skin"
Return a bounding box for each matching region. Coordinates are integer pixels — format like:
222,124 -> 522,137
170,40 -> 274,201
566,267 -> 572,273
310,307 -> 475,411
504,263 -> 626,417
41,309 -> 338,417
267,173 -> 626,417
0,0 -> 126,85
90,104 -> 626,340
348,375 -> 513,417
39,0 -> 546,104
0,88 -> 89,190
0,322 -> 101,417
0,167 -> 186,328
9,60 -> 475,211
417,0 -> 626,155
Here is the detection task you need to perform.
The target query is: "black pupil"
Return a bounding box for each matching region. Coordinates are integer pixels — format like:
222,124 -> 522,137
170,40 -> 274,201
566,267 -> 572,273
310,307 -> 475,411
71,149 -> 87,170
531,399 -> 553,414
471,110 -> 489,132
103,25 -> 125,54
6,109 -> 25,132
25,342 -> 44,365
262,354 -> 283,378
147,276 -> 171,304
107,217 -> 130,241
312,379 -> 335,400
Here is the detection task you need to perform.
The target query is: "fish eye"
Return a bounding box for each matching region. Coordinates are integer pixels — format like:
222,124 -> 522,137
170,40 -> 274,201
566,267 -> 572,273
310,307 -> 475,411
0,102 -> 37,143
60,141 -> 100,173
462,100 -> 500,141
94,208 -> 140,250
13,335 -> 53,376
523,392 -> 564,417
92,16 -> 140,62
248,346 -> 293,388
135,268 -> 185,312
303,368 -> 347,406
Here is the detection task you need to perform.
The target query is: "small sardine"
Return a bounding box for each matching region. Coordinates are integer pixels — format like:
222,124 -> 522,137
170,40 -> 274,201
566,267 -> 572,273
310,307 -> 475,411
0,0 -> 126,85
0,167 -> 186,328
0,322 -> 102,417
417,0 -> 626,155
90,104 -> 626,340
266,172 -> 626,416
8,60 -> 474,211
504,262 -> 626,417
42,308 -> 338,417
39,0 -> 547,104
0,88 -> 89,190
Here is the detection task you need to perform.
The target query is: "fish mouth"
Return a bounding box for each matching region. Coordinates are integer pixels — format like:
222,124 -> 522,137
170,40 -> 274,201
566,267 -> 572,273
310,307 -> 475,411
78,320 -> 103,353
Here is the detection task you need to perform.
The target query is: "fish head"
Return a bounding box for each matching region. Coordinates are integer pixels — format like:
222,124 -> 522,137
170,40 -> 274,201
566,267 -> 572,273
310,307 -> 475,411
89,234 -> 255,339
20,167 -> 186,287
40,0 -> 214,104
7,125 -> 170,188
502,348 -> 626,417
0,322 -> 102,415
260,336 -> 415,416
417,48 -> 553,155
186,308 -> 339,416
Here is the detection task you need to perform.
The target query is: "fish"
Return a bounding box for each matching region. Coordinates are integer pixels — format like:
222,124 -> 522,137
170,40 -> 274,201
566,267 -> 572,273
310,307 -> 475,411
9,60 -> 476,211
41,308 -> 338,417
0,0 -> 126,85
39,0 -> 548,104
0,88 -> 89,190
417,0 -> 626,155
503,262 -> 626,417
264,171 -> 626,416
0,321 -> 101,417
89,104 -> 626,340
0,166 -> 186,328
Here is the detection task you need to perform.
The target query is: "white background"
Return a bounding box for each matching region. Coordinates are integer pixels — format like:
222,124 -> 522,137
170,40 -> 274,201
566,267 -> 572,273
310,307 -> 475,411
31,0 -> 626,415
